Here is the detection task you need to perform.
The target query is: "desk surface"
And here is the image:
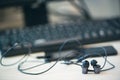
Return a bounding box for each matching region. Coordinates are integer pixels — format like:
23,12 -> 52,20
0,41 -> 120,80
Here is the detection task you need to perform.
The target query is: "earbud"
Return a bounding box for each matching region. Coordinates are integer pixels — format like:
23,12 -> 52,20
81,60 -> 101,74
91,60 -> 101,74
82,60 -> 89,74
91,59 -> 97,66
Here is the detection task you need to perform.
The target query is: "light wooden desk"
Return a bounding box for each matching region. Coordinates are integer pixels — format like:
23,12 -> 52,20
0,41 -> 120,80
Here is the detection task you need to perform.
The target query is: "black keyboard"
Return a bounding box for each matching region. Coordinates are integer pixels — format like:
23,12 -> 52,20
0,18 -> 120,57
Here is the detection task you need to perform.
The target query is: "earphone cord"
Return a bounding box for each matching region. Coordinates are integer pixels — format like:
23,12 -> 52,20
101,59 -> 115,71
17,40 -> 66,75
99,47 -> 115,71
0,43 -> 29,66
71,47 -> 115,72
18,39 -> 82,75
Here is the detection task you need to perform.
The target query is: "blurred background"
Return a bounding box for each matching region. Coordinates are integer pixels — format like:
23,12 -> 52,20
0,0 -> 120,30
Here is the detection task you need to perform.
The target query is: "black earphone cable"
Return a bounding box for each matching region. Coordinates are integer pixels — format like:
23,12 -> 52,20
18,39 -> 82,75
0,40 -> 115,74
101,59 -> 115,72
17,40 -> 66,75
0,43 -> 29,66
71,47 -> 115,72
96,47 -> 115,72
100,47 -> 107,69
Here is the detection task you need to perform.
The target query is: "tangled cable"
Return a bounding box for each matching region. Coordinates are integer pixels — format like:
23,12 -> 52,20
17,39 -> 82,75
0,40 -> 115,75
0,43 -> 29,66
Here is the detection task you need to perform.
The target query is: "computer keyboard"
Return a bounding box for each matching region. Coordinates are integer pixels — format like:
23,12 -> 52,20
0,18 -> 120,57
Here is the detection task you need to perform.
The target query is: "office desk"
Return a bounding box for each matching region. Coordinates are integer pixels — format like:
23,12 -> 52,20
0,41 -> 120,80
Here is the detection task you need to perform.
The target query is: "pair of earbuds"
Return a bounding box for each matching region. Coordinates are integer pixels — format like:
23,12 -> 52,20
82,59 -> 101,74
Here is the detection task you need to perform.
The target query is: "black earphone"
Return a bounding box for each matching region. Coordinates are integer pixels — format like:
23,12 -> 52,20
63,47 -> 115,75
82,60 -> 101,74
